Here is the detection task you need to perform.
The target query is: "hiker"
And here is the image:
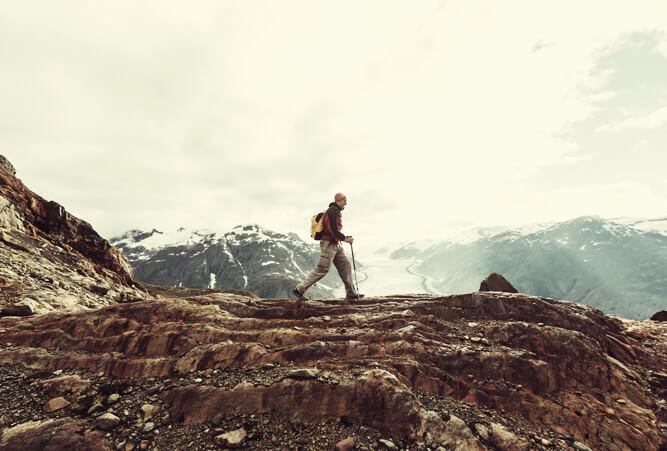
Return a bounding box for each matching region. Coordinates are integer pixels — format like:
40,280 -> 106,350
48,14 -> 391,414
293,193 -> 364,301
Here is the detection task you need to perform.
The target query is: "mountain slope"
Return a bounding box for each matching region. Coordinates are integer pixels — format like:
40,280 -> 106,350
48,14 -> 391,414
0,156 -> 147,314
391,216 -> 666,320
110,225 -> 344,299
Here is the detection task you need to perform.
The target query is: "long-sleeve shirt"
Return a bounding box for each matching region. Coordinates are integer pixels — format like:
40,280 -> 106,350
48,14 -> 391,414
322,202 -> 346,242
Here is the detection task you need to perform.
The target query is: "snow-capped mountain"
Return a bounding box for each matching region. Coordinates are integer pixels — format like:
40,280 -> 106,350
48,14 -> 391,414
607,216 -> 667,235
389,216 -> 666,320
110,225 -> 345,299
109,216 -> 665,319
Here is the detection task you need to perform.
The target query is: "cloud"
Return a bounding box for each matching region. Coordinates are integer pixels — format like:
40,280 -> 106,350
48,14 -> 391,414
1,1 -> 667,251
530,41 -> 554,53
595,106 -> 667,132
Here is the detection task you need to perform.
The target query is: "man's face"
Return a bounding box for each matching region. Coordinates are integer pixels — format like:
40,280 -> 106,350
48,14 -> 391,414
337,197 -> 347,209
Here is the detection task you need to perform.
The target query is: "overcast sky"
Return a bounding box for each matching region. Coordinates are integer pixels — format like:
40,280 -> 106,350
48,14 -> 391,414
2,1 -> 667,251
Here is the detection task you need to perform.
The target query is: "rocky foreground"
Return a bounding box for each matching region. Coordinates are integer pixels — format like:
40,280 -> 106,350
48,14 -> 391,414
0,292 -> 664,450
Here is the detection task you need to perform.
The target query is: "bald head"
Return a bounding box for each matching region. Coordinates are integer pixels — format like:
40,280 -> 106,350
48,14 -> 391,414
334,192 -> 347,209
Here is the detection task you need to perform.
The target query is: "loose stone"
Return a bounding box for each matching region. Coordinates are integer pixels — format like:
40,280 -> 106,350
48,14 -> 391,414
44,397 -> 70,413
214,428 -> 247,448
97,413 -> 121,431
573,442 -> 593,451
335,437 -> 354,451
378,439 -> 397,449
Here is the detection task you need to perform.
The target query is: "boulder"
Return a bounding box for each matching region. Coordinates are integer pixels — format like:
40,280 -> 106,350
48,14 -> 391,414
1,304 -> 33,317
487,422 -> 531,450
335,437 -> 354,451
479,273 -> 518,293
44,396 -> 71,412
141,404 -> 159,419
87,403 -> 105,415
650,310 -> 667,321
214,428 -> 247,448
378,439 -> 397,449
33,375 -> 91,396
0,419 -> 108,449
96,413 -> 121,431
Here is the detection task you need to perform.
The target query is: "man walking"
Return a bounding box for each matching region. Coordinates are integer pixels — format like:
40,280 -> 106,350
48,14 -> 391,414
293,193 -> 364,301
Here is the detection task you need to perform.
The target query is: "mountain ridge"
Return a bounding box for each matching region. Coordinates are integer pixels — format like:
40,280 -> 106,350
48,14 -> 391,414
110,224 -> 346,299
390,215 -> 666,320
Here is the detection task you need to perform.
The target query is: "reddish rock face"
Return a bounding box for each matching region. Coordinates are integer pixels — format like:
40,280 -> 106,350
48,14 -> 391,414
479,273 -> 518,293
0,292 -> 664,450
0,166 -> 134,284
0,160 -> 147,313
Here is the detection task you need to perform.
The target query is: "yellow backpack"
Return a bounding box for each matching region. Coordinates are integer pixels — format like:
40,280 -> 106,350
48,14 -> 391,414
311,212 -> 326,240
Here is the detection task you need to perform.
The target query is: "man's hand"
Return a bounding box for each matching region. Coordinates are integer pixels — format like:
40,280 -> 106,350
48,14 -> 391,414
344,236 -> 354,244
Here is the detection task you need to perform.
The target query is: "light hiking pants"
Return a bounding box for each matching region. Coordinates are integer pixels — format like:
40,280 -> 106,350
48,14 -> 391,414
297,240 -> 356,297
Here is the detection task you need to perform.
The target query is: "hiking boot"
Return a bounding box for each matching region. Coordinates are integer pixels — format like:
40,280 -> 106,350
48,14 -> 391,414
345,294 -> 365,301
292,288 -> 307,301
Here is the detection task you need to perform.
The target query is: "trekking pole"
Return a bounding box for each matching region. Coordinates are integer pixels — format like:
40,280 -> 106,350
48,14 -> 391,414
350,242 -> 360,301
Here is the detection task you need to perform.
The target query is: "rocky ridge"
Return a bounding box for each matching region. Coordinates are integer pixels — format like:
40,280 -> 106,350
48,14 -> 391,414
0,156 -> 147,314
0,291 -> 664,450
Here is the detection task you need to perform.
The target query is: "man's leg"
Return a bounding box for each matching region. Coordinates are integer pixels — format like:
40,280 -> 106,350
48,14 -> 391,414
332,244 -> 357,297
296,241 -> 336,294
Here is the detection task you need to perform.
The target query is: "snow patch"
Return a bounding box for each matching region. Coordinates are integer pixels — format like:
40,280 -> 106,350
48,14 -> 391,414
442,221 -> 558,245
114,228 -> 214,251
237,260 -> 248,288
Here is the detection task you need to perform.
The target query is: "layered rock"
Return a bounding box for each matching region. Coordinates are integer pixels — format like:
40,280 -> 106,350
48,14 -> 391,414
0,418 -> 108,450
0,291 -> 664,450
0,155 -> 147,313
